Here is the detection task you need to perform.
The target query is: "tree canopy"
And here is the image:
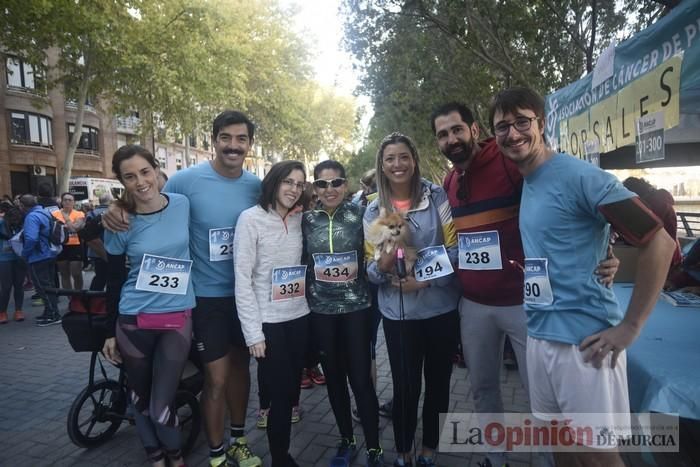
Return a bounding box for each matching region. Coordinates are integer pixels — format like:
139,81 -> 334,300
1,0 -> 358,191
341,0 -> 673,183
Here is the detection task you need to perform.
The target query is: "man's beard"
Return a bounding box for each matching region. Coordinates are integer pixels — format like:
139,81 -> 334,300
443,140 -> 474,165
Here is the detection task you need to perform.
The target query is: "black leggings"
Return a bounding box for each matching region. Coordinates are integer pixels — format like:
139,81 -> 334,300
0,259 -> 26,311
116,315 -> 192,461
311,309 -> 379,449
383,310 -> 459,452
257,315 -> 308,467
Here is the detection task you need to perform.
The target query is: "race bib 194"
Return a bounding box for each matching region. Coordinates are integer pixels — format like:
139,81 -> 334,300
135,254 -> 192,296
271,265 -> 307,301
209,227 -> 234,262
414,245 -> 454,282
458,231 -> 503,270
523,258 -> 554,305
313,251 -> 358,283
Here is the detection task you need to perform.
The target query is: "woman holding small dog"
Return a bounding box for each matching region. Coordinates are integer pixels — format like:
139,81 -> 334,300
363,132 -> 460,467
302,160 -> 383,467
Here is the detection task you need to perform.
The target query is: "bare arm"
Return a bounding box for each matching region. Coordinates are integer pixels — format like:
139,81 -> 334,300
580,228 -> 675,368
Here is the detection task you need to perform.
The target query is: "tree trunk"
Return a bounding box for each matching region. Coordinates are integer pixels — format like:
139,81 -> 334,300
58,60 -> 91,195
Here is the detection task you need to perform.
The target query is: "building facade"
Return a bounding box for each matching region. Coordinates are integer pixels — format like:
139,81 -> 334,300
1,50 -> 269,198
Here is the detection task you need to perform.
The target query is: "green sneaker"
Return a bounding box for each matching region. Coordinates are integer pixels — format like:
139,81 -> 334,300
226,436 -> 262,467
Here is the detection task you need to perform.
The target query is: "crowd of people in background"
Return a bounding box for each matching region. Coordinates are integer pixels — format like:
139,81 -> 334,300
0,86 -> 681,467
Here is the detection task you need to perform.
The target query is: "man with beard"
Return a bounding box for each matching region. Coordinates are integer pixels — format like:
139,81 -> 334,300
103,111 -> 262,467
430,102 -> 619,467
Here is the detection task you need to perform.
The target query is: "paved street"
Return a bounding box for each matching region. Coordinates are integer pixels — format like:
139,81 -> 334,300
0,277 -> 694,466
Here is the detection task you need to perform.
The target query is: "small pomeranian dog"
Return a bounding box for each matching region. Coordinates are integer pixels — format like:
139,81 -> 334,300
366,208 -> 417,273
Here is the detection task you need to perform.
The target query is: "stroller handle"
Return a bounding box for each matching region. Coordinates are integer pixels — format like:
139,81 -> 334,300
46,288 -> 107,298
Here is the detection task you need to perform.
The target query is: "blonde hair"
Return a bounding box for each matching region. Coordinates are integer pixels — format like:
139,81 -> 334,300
375,132 -> 423,212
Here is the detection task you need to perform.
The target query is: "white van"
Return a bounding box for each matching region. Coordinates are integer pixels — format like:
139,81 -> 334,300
68,177 -> 124,205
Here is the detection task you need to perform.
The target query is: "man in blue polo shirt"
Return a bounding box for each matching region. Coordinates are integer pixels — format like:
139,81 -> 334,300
489,87 -> 675,467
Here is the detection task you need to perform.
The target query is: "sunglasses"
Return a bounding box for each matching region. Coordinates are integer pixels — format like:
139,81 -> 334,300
313,178 -> 346,189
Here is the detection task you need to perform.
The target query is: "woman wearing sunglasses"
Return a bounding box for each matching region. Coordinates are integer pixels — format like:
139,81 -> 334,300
302,160 -> 383,467
233,160 -> 310,467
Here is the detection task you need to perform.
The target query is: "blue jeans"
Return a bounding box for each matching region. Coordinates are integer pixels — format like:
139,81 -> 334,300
28,258 -> 58,316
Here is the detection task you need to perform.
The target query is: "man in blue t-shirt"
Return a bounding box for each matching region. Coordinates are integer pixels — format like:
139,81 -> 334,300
489,87 -> 675,467
103,111 -> 262,467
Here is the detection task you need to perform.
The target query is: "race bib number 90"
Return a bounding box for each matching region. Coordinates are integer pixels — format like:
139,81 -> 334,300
135,254 -> 192,295
271,265 -> 307,301
313,251 -> 358,283
414,245 -> 454,282
523,258 -> 554,305
458,231 -> 502,270
209,227 -> 234,262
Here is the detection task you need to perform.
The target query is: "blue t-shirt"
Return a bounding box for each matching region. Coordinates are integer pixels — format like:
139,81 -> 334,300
519,153 -> 635,345
164,162 -> 261,297
105,193 -> 196,315
0,219 -> 18,261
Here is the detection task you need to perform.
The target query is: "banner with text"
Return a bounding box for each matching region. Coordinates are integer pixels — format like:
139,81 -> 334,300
545,0 -> 700,157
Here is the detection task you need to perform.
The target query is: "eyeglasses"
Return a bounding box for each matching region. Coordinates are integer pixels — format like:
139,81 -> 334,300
312,178 -> 346,189
281,179 -> 306,191
493,116 -> 538,137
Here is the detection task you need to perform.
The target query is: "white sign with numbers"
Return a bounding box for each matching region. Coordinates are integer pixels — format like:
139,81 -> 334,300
523,258 -> 554,306
136,254 -> 192,295
458,231 -> 503,270
209,227 -> 234,262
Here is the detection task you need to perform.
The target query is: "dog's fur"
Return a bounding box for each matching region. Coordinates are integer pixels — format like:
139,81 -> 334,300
366,208 -> 417,273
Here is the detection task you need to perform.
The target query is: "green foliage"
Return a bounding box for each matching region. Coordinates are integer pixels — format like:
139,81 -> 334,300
341,0 -> 664,183
1,0 -> 359,189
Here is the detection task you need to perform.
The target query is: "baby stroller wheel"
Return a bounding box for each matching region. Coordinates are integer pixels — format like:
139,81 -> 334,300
176,389 -> 201,455
67,379 -> 126,448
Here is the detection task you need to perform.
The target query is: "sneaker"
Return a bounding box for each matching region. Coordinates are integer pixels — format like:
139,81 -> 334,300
37,314 -> 61,327
300,368 -> 313,389
308,365 -> 326,385
13,310 -> 25,322
32,297 -> 44,307
0,311 -> 8,324
366,448 -> 384,467
290,405 -> 301,423
226,436 -> 262,467
351,407 -> 361,423
209,455 -> 227,467
256,408 -> 269,429
392,459 -> 412,467
416,455 -> 435,467
378,400 -> 393,418
330,437 -> 356,467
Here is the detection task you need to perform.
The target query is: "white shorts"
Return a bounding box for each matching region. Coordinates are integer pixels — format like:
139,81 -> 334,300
527,335 -> 631,447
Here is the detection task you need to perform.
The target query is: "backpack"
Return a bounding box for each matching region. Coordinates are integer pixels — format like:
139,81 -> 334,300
38,210 -> 69,250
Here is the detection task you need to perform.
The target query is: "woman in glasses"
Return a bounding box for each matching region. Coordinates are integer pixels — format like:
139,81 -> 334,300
302,160 -> 383,467
363,133 -> 460,467
233,160 -> 309,467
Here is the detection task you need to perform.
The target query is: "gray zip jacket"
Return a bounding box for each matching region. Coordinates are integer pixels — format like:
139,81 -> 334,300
363,179 -> 461,320
234,205 -> 310,346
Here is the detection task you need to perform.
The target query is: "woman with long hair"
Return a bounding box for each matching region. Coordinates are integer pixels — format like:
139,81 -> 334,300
234,160 -> 310,467
102,144 -> 195,467
363,133 -> 460,467
303,160 -> 383,466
